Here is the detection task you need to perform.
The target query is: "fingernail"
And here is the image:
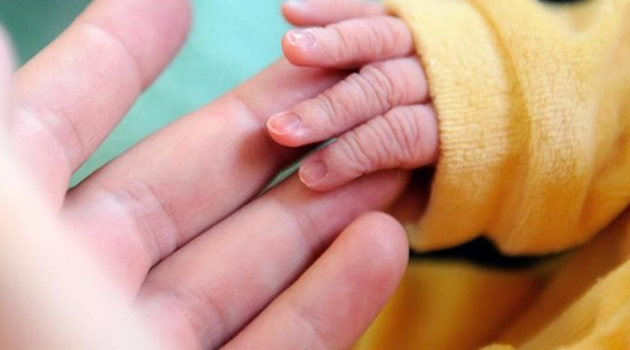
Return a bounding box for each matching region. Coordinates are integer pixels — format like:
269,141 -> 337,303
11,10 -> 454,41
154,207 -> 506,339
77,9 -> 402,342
286,29 -> 317,48
300,160 -> 328,186
284,0 -> 306,11
268,112 -> 302,134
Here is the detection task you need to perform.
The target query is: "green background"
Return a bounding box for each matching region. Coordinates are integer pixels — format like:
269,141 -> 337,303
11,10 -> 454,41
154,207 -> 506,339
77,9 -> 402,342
0,0 -> 289,182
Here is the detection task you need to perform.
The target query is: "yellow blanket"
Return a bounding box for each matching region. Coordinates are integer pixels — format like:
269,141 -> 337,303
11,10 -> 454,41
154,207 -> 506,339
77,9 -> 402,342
356,0 -> 630,348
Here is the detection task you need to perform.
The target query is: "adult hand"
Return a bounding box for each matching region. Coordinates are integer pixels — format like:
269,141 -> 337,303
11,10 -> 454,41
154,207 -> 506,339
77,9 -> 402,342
0,1 -> 410,349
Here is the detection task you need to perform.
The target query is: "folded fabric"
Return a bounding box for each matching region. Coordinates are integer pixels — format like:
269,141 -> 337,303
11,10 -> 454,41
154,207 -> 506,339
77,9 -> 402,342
386,0 -> 630,255
354,0 -> 630,348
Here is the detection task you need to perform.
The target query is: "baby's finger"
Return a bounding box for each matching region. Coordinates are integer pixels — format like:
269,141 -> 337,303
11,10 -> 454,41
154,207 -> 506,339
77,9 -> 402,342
282,0 -> 387,27
282,16 -> 414,68
268,57 -> 428,147
299,105 -> 439,191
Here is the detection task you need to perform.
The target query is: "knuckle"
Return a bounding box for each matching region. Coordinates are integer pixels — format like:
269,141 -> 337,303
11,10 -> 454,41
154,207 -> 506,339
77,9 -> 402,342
365,17 -> 401,57
323,105 -> 437,177
348,72 -> 375,102
331,131 -> 377,176
371,58 -> 422,105
286,301 -> 330,350
344,70 -> 380,112
312,89 -> 353,134
386,106 -> 432,167
323,25 -> 354,63
100,179 -> 182,261
369,116 -> 405,168
274,196 -> 328,257
145,282 -> 228,350
17,105 -> 89,168
359,64 -> 397,110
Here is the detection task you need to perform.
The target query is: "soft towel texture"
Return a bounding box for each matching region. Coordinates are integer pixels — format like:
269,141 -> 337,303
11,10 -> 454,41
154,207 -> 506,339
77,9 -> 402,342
352,0 -> 630,349
386,0 -> 630,255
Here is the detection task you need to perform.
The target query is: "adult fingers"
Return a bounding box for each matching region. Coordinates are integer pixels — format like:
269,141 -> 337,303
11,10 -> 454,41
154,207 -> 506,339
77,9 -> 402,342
268,57 -> 428,147
10,0 -> 191,205
136,172 -> 409,350
223,212 -> 408,350
0,141 -> 164,350
282,0 -> 387,27
300,105 -> 439,191
283,16 -> 414,68
63,60 -> 346,292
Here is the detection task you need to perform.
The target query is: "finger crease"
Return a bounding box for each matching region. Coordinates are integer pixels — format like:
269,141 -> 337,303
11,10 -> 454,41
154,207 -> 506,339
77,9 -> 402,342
358,68 -> 391,113
106,180 -> 183,264
77,20 -> 147,87
267,196 -> 329,262
352,72 -> 382,114
317,91 -> 351,135
14,105 -> 87,174
147,283 -> 229,350
339,135 -> 371,176
325,25 -> 353,64
384,113 -> 408,166
286,301 -> 332,350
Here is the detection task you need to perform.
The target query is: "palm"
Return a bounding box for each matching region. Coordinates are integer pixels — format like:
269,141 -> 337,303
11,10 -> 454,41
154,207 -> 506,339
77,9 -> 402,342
1,0 -> 409,349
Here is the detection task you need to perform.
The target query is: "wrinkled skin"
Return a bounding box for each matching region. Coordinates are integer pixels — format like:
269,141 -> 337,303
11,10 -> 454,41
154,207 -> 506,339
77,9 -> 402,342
268,0 -> 440,192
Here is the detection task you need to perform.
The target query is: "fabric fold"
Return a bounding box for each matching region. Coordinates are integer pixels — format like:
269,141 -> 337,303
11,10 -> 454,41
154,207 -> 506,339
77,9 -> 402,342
386,0 -> 630,255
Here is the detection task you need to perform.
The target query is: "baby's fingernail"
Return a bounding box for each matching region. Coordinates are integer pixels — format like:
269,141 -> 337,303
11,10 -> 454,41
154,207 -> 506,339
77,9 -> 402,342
287,29 -> 317,48
300,160 -> 328,186
284,0 -> 307,11
268,112 -> 302,134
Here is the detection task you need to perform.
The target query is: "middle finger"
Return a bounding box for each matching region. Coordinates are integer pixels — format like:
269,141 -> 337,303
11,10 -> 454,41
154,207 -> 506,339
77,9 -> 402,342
136,171 -> 409,350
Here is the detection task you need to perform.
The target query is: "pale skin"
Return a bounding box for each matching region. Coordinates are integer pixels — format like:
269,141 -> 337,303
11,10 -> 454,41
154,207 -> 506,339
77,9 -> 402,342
0,1 -> 415,350
268,0 -> 440,192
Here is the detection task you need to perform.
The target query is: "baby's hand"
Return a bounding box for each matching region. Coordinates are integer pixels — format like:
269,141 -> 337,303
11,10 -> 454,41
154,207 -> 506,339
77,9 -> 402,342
268,0 -> 439,191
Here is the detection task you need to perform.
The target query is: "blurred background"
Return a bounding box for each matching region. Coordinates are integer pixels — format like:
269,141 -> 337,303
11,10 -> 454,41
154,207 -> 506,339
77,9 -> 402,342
0,0 -> 289,183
